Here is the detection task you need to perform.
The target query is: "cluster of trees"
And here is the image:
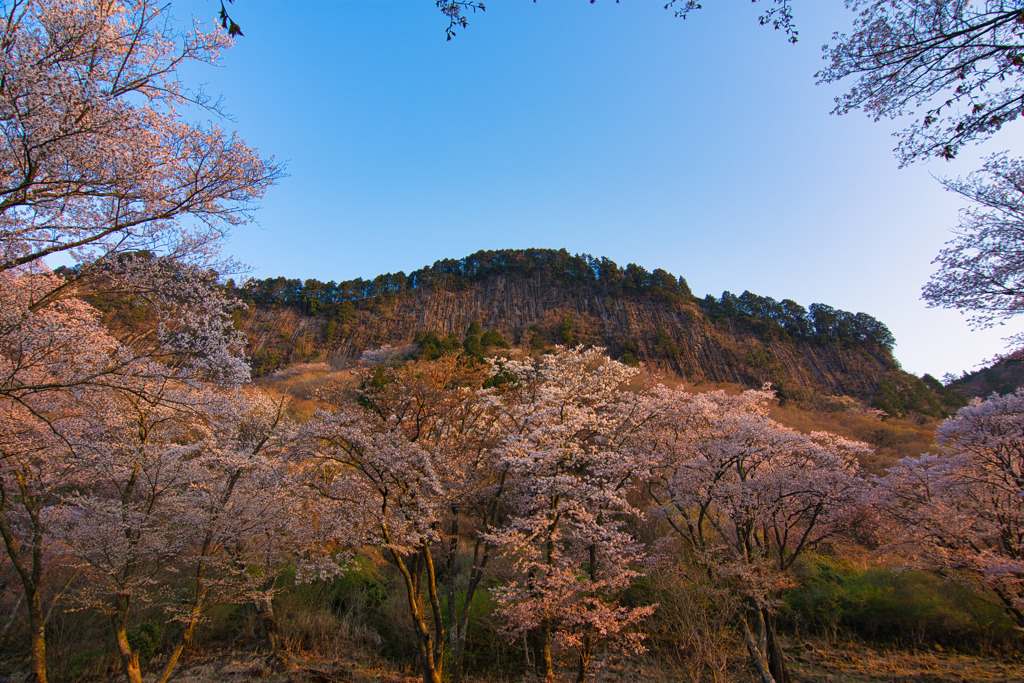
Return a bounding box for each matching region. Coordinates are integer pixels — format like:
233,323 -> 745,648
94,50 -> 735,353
233,248 -> 696,318
11,343 -> 1024,683
3,347 -> 846,683
413,322 -> 510,361
237,250 -> 899,369
0,0 -> 279,680
232,273 -> 407,315
404,249 -> 694,300
700,291 -> 896,350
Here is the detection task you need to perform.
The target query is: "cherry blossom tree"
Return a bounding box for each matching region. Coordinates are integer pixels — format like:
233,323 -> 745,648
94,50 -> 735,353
881,390 -> 1024,629
1,260 -> 250,411
0,3 -> 277,671
810,2 -> 1024,348
59,380 -> 208,683
151,388 -> 305,679
820,1 -> 1024,165
923,153 -> 1024,335
60,383 -> 300,683
646,386 -> 870,683
299,357 -> 499,683
0,260 -> 249,683
356,358 -> 503,683
0,0 -> 279,277
485,348 -> 657,683
0,0 -> 276,406
0,394 -> 86,683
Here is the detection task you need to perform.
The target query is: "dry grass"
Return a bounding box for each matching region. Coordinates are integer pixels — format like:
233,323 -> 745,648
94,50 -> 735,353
167,651 -> 411,683
788,640 -> 1024,683
135,638 -> 1024,683
769,402 -> 940,474
255,362 -> 361,421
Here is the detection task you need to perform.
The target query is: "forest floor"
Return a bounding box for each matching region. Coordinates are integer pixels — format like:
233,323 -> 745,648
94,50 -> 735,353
787,640 -> 1024,683
159,640 -> 1024,683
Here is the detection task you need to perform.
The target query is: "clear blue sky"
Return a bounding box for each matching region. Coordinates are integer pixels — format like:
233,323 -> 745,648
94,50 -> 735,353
175,0 -> 1024,380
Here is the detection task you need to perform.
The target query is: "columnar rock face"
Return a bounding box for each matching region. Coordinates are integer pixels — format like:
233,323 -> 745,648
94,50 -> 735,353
236,272 -> 908,405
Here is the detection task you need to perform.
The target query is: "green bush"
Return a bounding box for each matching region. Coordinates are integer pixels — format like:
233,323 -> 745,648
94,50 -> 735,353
784,558 -> 1017,651
127,621 -> 161,665
65,647 -> 111,681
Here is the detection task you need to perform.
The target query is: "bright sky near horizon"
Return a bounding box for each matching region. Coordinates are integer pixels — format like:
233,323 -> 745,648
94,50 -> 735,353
176,0 -> 1024,381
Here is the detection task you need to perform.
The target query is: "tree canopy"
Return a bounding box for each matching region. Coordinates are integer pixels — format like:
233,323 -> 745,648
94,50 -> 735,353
924,153 -> 1024,330
820,0 -> 1024,165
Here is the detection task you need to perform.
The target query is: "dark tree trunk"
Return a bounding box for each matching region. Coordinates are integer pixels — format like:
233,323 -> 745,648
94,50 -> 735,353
533,621 -> 554,682
575,633 -> 592,683
763,609 -> 791,683
256,594 -> 281,652
27,593 -> 48,683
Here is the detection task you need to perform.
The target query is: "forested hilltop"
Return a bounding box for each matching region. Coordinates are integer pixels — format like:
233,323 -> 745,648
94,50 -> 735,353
230,248 -> 960,417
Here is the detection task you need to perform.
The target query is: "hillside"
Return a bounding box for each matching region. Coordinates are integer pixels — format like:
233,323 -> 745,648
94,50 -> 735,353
230,248 -> 963,417
950,357 -> 1024,398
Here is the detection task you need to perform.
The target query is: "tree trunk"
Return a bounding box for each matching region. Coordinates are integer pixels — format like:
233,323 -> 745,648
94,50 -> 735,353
575,633 -> 592,683
415,627 -> 442,683
391,548 -> 442,683
27,592 -> 48,683
112,604 -> 143,683
0,486 -> 48,683
450,535 -> 493,683
763,609 -> 791,683
154,563 -> 208,683
740,613 -> 776,683
423,547 -> 445,668
446,511 -> 463,683
154,612 -> 199,683
255,594 -> 281,653
533,621 -> 554,682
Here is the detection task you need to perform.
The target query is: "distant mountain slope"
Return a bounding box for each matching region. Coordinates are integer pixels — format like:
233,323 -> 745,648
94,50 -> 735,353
950,358 -> 1024,398
230,248 -> 963,417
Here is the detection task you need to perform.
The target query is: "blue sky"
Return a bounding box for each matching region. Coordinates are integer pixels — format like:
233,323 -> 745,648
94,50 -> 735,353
177,0 -> 1024,380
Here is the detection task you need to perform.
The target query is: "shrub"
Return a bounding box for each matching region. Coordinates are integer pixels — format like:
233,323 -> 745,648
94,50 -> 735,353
785,558 -> 1018,651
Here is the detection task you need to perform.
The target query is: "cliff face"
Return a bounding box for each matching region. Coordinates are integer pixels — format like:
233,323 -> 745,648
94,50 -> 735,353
236,272 -> 911,405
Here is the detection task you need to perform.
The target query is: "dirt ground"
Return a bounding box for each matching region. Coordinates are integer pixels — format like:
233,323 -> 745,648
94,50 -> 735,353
161,642 -> 1024,683
787,641 -> 1024,683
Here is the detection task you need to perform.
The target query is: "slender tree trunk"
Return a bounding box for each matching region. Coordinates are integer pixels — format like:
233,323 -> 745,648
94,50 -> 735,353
423,548 -> 445,668
112,598 -> 143,683
451,541 -> 489,683
740,613 -> 776,683
446,511 -> 460,682
0,488 -> 48,683
154,560 -> 208,683
27,592 -> 48,683
575,541 -> 598,683
391,549 -> 442,683
763,609 -> 791,683
532,509 -> 557,683
154,601 -> 202,683
0,592 -> 23,640
448,470 -> 504,683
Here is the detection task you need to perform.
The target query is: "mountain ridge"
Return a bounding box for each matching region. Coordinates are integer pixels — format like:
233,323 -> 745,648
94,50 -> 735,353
229,248 -> 961,417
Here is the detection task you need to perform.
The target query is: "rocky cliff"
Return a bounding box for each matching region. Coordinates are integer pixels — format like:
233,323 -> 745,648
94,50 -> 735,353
232,252 -> 951,414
